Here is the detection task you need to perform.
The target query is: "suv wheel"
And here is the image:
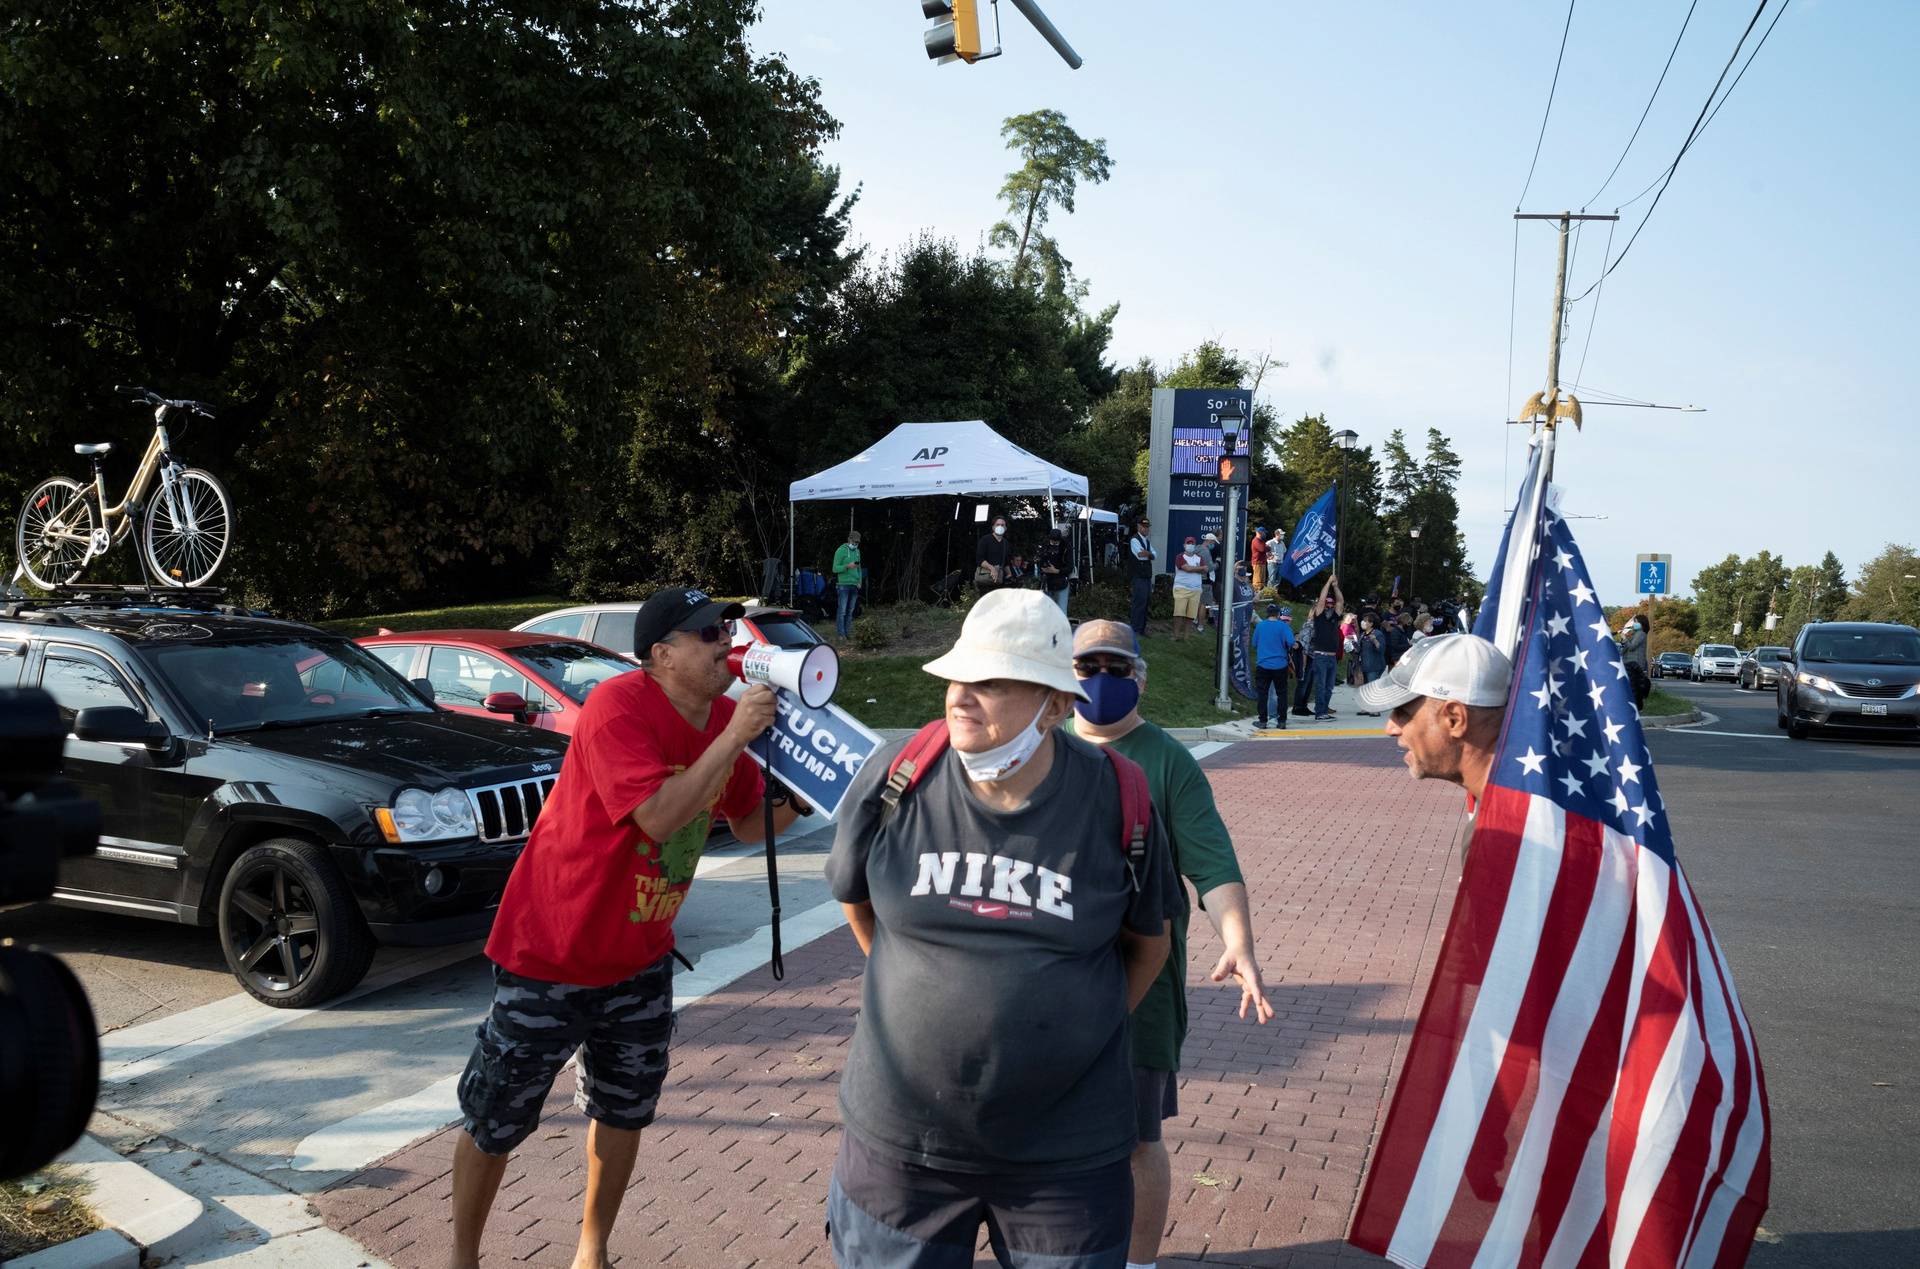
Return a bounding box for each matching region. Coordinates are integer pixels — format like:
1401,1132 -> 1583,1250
218,839 -> 375,1008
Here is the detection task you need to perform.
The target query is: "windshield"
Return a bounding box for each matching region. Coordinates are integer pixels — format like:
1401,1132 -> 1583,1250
743,615 -> 823,648
1702,646 -> 1736,657
512,642 -> 637,705
1659,653 -> 1690,663
1755,648 -> 1786,662
1801,630 -> 1920,665
148,637 -> 433,733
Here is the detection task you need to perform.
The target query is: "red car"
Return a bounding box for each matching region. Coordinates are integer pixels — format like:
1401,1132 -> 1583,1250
355,629 -> 638,736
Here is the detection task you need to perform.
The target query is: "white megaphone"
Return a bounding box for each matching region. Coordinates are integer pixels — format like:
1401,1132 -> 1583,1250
727,641 -> 839,709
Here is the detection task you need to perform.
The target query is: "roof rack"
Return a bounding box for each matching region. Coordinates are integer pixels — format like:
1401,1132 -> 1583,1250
0,583 -> 267,620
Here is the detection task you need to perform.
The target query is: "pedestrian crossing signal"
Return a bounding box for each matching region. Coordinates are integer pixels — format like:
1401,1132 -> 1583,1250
1217,453 -> 1249,486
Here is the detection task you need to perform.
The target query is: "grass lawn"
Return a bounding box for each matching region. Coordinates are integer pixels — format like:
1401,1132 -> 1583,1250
1643,687 -> 1694,717
0,1167 -> 98,1261
834,614 -> 1254,730
315,596 -> 571,638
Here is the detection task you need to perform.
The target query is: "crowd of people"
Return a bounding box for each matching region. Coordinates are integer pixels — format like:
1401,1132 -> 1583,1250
436,572 -> 1525,1269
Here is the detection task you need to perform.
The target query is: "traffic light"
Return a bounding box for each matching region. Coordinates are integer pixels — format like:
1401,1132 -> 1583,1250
923,0 -> 983,62
1217,451 -> 1250,486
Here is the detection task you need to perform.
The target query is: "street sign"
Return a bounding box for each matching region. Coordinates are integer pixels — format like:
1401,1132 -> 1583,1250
1636,553 -> 1672,597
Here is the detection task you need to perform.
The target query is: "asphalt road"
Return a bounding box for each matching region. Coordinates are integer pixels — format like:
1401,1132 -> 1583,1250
1649,676 -> 1919,1267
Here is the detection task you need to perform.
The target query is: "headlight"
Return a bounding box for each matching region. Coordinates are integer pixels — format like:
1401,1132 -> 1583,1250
376,787 -> 476,843
1796,670 -> 1836,693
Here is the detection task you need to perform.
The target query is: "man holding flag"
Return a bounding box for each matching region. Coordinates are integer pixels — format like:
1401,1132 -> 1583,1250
1348,452 -> 1770,1269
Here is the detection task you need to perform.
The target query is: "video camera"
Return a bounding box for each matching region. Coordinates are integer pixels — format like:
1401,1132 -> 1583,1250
1,688 -> 105,1178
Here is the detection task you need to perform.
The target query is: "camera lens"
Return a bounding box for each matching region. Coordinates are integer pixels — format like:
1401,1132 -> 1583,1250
0,945 -> 100,1179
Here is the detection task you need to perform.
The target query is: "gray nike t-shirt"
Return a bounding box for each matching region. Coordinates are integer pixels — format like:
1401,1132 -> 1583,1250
826,728 -> 1180,1175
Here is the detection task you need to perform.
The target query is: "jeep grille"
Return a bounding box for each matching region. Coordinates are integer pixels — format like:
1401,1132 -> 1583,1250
467,776 -> 558,843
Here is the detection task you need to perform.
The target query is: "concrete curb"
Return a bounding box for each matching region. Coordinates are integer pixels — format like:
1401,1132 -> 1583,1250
1642,708 -> 1705,729
9,1229 -> 140,1269
18,1134 -> 211,1267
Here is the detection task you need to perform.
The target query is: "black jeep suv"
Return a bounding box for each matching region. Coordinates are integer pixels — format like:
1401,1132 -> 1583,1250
0,596 -> 567,1006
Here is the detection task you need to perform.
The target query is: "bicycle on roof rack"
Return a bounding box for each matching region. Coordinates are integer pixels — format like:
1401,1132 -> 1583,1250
13,385 -> 235,591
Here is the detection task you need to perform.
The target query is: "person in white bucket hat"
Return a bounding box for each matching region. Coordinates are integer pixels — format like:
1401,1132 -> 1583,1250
1357,631 -> 1513,804
824,588 -> 1182,1268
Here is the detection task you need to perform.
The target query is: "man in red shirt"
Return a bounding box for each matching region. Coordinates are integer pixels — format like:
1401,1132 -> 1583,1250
449,586 -> 807,1269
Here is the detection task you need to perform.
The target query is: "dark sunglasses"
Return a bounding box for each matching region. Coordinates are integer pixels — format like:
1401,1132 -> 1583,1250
681,620 -> 736,644
1073,658 -> 1136,679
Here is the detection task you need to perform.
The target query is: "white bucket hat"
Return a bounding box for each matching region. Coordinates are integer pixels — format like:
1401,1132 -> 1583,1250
1355,632 -> 1512,713
922,589 -> 1089,701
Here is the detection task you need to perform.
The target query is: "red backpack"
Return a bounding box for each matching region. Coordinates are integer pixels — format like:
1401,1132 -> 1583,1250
877,720 -> 1154,891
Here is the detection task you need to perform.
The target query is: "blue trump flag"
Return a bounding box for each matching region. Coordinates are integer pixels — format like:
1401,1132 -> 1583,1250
1279,484 -> 1339,585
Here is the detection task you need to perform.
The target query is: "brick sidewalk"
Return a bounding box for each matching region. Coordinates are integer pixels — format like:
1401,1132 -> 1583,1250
316,737 -> 1465,1267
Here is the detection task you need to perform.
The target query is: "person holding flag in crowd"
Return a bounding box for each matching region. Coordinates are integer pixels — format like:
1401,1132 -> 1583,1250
1348,442 -> 1770,1268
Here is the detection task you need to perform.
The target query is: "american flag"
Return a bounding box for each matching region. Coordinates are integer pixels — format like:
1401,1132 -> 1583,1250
1350,469 -> 1771,1268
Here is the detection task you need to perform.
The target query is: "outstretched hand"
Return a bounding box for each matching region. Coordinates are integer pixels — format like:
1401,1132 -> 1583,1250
1208,946 -> 1274,1024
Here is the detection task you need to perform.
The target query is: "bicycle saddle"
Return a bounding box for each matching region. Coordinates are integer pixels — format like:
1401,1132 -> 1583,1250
74,443 -> 113,456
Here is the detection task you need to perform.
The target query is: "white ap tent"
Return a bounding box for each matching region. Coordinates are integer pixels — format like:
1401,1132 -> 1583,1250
787,421 -> 1088,599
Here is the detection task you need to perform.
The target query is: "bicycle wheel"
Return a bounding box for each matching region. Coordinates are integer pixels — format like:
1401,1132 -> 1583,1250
15,477 -> 97,589
142,467 -> 234,586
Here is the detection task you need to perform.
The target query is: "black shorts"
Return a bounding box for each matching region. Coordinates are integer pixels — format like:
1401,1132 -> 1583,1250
828,1130 -> 1131,1268
457,954 -> 674,1155
1132,1065 -> 1179,1144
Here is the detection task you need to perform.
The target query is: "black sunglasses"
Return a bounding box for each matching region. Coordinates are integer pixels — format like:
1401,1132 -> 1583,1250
1073,658 -> 1136,679
680,620 -> 736,644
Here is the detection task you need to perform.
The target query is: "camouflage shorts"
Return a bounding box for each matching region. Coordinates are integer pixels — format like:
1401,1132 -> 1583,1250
458,953 -> 674,1155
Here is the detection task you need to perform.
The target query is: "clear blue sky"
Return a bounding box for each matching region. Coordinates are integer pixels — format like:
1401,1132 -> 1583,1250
749,1 -> 1917,607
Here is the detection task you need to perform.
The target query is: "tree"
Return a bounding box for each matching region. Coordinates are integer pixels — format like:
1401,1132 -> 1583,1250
989,110 -> 1112,294
2,0 -> 851,615
1270,413 -> 1384,600
1842,543 -> 1920,626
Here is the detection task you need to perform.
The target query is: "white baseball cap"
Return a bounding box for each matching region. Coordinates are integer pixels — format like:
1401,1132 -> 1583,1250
1355,632 -> 1512,713
922,588 -> 1089,701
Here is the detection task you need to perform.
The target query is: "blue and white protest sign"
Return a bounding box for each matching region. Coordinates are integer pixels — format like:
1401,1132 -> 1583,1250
744,694 -> 882,820
1279,484 -> 1339,585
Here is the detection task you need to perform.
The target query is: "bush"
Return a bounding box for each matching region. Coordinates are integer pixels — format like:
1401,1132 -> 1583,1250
849,618 -> 889,651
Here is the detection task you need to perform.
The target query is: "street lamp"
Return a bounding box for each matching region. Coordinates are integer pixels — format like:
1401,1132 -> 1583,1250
1212,398 -> 1249,711
1332,429 -> 1358,581
1409,526 -> 1422,602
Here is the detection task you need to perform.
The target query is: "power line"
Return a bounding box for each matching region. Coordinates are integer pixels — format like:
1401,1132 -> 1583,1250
1516,0 -> 1578,210
1613,0 -> 1789,213
1585,0 -> 1701,209
1569,0 -> 1784,302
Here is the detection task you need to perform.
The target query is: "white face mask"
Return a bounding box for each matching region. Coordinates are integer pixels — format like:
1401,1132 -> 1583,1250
993,524 -> 1006,537
955,698 -> 1052,783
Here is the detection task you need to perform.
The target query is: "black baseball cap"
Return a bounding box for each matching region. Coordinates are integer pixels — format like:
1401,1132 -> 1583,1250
633,586 -> 746,654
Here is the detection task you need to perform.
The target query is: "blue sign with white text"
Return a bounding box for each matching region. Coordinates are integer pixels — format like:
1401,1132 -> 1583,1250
1638,560 -> 1669,596
1279,485 -> 1339,585
744,695 -> 883,821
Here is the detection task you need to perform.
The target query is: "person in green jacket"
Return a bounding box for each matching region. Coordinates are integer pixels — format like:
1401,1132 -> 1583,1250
831,530 -> 862,638
1067,618 -> 1274,1269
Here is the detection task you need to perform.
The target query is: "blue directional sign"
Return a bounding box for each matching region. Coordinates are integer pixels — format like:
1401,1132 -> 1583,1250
1636,554 -> 1671,596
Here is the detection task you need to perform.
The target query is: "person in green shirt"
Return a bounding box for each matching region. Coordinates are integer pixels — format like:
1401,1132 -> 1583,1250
1067,618 -> 1274,1269
831,530 -> 862,638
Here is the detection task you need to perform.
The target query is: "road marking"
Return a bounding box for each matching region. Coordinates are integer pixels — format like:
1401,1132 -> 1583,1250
1664,728 -> 1787,740
1188,741 -> 1231,761
101,943 -> 480,1086
286,897 -> 851,1173
1251,727 -> 1385,739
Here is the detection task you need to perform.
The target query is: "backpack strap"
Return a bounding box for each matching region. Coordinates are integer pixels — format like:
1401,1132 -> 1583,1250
879,719 -> 951,819
1103,747 -> 1151,893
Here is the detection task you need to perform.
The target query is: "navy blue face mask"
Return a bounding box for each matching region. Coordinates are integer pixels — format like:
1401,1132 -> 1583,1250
1073,672 -> 1140,726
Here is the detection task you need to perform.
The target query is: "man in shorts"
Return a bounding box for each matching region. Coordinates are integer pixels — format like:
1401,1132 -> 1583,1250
826,589 -> 1181,1267
1067,620 -> 1274,1269
448,586 -> 811,1269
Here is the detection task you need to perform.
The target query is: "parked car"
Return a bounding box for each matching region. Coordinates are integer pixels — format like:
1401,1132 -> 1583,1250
1776,622 -> 1920,740
1653,651 -> 1693,680
0,595 -> 569,1006
513,603 -> 822,659
1691,643 -> 1742,682
356,629 -> 637,736
1736,646 -> 1791,691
